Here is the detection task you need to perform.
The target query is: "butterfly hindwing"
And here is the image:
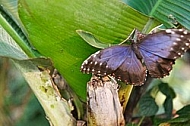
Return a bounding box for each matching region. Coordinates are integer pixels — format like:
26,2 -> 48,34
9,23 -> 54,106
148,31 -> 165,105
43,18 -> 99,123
140,49 -> 174,78
113,50 -> 147,85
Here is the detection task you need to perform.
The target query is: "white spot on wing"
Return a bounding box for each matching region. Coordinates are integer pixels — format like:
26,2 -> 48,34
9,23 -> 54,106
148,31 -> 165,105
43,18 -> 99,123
185,43 -> 189,46
93,54 -> 97,58
173,42 -> 177,45
176,38 -> 181,41
183,30 -> 188,35
83,60 -> 88,64
165,29 -> 172,33
171,31 -> 175,34
94,51 -> 100,55
81,65 -> 83,69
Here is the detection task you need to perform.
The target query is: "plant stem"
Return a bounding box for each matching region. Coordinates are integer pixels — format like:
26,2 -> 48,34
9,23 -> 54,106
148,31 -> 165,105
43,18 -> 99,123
137,116 -> 145,126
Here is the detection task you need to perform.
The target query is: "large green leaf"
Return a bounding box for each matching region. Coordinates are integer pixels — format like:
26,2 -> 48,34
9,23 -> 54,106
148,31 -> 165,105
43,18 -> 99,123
123,0 -> 157,15
151,0 -> 190,29
123,0 -> 190,29
18,0 -> 159,100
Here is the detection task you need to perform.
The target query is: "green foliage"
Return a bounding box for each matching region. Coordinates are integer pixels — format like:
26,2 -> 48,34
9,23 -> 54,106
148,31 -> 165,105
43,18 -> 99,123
76,30 -> 111,49
159,83 -> 176,119
159,105 -> 190,125
139,94 -> 159,116
137,82 -> 176,118
0,59 -> 49,126
15,95 -> 49,126
123,0 -> 190,29
123,0 -> 157,15
177,105 -> 190,116
135,79 -> 190,125
126,123 -> 138,126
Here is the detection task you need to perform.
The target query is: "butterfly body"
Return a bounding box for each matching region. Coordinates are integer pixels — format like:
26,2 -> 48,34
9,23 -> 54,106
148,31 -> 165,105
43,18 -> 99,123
81,29 -> 190,86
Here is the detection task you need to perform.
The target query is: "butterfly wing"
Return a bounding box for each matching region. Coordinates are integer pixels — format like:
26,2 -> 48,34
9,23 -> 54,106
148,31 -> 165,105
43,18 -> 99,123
81,45 -> 147,85
140,50 -> 174,77
113,51 -> 147,85
139,29 -> 190,59
139,29 -> 190,77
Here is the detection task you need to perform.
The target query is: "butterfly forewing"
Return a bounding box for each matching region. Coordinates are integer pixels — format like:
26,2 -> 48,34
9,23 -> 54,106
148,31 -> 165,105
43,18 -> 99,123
139,29 -> 190,59
139,29 -> 190,78
81,45 -> 147,85
81,45 -> 130,75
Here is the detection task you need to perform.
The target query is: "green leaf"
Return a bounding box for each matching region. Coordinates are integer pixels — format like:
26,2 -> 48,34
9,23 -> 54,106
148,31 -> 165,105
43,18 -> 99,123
139,94 -> 158,116
0,25 -> 53,68
76,30 -> 111,49
18,0 -> 159,100
0,42 -> 27,59
123,0 -> 190,29
158,83 -> 175,118
159,115 -> 190,126
158,82 -> 176,98
168,116 -> 190,123
123,0 -> 157,15
0,5 -> 37,58
177,105 -> 190,116
163,97 -> 173,119
159,101 -> 190,125
0,25 -> 28,59
0,0 -> 22,26
151,0 -> 190,29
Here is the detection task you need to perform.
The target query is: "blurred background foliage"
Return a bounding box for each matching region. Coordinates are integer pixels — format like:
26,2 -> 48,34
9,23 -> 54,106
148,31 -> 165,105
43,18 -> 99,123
0,58 -> 49,126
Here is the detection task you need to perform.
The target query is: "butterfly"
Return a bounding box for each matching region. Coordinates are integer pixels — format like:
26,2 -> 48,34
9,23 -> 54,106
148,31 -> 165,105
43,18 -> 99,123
81,29 -> 190,86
